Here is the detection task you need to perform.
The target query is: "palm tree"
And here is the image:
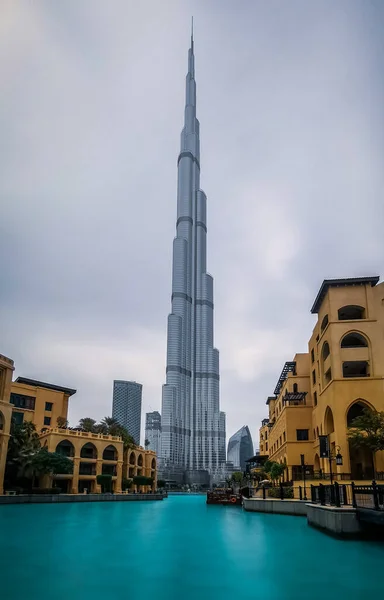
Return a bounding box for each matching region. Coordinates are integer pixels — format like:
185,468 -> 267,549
144,439 -> 150,448
78,418 -> 97,432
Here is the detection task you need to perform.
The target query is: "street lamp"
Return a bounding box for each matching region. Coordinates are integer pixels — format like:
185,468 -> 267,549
328,446 -> 343,483
300,454 -> 308,501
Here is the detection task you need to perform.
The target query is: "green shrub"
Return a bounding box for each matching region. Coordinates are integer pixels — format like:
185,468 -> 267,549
96,474 -> 112,493
268,486 -> 293,499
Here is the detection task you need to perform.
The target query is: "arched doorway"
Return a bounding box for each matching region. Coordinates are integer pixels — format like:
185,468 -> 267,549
80,442 -> 97,459
347,401 -> 374,480
56,440 -> 75,457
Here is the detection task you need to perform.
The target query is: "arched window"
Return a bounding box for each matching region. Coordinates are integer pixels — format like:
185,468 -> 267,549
138,454 -> 143,467
129,451 -> 136,465
338,305 -> 365,320
103,445 -> 117,461
321,315 -> 329,332
347,400 -> 372,427
341,332 -> 368,348
293,383 -> 298,393
80,442 -> 97,459
324,406 -> 335,435
56,440 -> 75,457
0,411 -> 4,431
151,458 -> 156,470
322,342 -> 330,360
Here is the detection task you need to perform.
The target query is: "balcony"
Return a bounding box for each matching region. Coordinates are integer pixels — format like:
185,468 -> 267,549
79,463 -> 96,476
283,392 -> 307,406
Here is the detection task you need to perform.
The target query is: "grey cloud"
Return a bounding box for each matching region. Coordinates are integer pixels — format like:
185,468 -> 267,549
1,0 -> 383,444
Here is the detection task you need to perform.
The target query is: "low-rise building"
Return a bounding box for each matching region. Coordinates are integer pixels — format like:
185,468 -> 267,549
10,377 -> 76,431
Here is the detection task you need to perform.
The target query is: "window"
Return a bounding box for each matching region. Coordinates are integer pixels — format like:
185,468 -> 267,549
311,349 -> 315,363
324,368 -> 332,385
340,333 -> 368,348
279,436 -> 282,446
265,442 -> 268,451
283,432 -> 286,442
322,342 -> 330,360
45,402 -> 53,411
12,411 -> 24,425
342,361 -> 369,378
44,416 -> 51,426
296,429 -> 309,441
316,335 -> 319,342
293,383 -> 298,393
10,393 -> 35,410
338,305 -> 365,320
313,391 -> 317,406
312,370 -> 316,384
321,315 -> 329,332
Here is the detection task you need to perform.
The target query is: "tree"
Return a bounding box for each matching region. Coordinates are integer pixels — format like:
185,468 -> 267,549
348,409 -> 384,453
264,460 -> 285,481
157,479 -> 166,489
96,417 -> 136,449
231,471 -> 244,488
78,418 -> 97,432
57,417 -> 69,429
144,439 -> 150,448
133,475 -> 153,487
6,421 -> 41,485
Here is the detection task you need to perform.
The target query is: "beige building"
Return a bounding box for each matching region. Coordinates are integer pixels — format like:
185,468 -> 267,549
10,377 -> 76,432
1,361 -> 157,494
259,276 -> 384,484
0,354 -> 15,495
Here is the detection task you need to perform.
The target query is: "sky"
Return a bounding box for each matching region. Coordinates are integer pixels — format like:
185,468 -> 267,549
1,0 -> 383,448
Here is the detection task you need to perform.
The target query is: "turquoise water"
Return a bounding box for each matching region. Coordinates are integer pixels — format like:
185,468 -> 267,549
0,495 -> 383,600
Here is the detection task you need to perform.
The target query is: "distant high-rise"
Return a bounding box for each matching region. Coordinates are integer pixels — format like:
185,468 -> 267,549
227,426 -> 254,471
145,411 -> 161,455
161,27 -> 225,483
112,380 -> 142,445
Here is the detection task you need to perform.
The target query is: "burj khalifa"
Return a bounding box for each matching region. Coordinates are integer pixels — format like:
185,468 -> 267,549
161,29 -> 226,484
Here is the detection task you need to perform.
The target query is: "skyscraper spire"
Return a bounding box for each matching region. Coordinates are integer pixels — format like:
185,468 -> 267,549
160,28 -> 225,484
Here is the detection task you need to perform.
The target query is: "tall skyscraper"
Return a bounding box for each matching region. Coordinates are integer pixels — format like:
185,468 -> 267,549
161,29 -> 225,483
227,426 -> 254,472
145,411 -> 161,455
112,380 -> 142,445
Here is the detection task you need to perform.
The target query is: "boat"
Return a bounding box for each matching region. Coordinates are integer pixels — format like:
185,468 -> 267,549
206,488 -> 242,506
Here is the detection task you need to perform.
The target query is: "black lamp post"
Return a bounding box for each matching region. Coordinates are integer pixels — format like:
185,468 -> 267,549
328,445 -> 343,483
300,454 -> 307,501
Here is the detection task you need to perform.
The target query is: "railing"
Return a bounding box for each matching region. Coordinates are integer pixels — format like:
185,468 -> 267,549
310,482 -> 353,507
311,471 -> 384,481
310,481 -> 384,511
353,482 -> 384,511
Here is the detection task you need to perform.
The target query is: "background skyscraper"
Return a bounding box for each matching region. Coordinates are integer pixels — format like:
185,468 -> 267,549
161,30 -> 225,483
145,411 -> 161,455
227,426 -> 254,472
112,380 -> 142,445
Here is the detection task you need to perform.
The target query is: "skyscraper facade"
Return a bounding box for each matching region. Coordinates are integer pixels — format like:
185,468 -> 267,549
145,411 -> 161,455
112,380 -> 142,445
227,426 -> 254,472
161,31 -> 225,482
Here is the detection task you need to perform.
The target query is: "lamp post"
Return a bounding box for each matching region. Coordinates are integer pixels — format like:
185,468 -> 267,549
300,454 -> 307,501
328,446 -> 343,483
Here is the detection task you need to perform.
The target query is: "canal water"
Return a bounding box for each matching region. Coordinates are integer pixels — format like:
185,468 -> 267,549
0,495 -> 383,600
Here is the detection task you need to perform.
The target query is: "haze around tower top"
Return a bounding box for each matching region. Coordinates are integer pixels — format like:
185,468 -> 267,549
0,1 -> 383,445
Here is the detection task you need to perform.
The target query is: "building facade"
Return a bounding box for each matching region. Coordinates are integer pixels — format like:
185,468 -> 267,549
161,32 -> 224,483
41,428 -> 157,494
259,276 -> 384,484
145,411 -> 161,455
227,426 -> 254,472
112,380 -> 142,445
10,377 -> 76,431
0,354 -> 14,495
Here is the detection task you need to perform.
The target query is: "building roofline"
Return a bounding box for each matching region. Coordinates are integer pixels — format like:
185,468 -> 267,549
311,276 -> 380,314
15,377 -> 77,397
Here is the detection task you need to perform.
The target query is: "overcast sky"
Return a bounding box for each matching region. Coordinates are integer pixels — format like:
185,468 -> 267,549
1,0 -> 383,447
